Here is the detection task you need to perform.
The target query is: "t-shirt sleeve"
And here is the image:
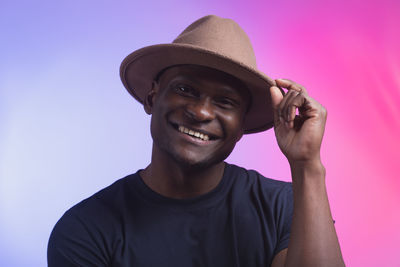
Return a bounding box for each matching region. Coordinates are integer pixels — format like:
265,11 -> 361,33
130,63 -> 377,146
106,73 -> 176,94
273,182 -> 293,256
47,209 -> 109,267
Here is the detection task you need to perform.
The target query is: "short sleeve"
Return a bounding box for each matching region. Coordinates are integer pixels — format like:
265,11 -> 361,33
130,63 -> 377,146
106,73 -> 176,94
47,209 -> 109,267
273,183 -> 293,256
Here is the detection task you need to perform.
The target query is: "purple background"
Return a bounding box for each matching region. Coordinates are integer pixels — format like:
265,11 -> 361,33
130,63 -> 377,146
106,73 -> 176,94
1,0 -> 399,266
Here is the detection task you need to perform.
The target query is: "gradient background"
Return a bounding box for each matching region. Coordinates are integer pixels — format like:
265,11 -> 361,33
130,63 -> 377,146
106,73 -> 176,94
1,0 -> 399,266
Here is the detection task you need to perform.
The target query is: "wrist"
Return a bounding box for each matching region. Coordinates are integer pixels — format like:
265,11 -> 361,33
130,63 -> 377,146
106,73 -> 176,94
289,159 -> 326,181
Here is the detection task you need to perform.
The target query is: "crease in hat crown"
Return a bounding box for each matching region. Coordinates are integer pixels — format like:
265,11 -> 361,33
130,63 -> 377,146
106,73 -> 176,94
172,15 -> 257,68
120,14 -> 276,134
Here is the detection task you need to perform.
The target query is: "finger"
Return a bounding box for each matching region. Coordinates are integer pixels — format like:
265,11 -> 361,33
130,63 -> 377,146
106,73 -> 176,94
279,89 -> 298,122
275,79 -> 308,94
288,92 -> 315,120
269,86 -> 284,126
284,92 -> 307,129
282,90 -> 299,122
288,105 -> 297,128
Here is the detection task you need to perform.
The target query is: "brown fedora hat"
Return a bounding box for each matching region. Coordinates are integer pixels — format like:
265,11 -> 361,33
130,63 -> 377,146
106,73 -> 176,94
120,15 -> 277,133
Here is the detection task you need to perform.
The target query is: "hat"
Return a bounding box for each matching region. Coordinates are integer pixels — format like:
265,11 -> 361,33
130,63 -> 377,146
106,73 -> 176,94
120,15 -> 276,134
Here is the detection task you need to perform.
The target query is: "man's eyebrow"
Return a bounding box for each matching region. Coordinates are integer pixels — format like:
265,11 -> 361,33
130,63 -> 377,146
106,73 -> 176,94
215,86 -> 242,97
168,74 -> 198,84
170,75 -> 243,97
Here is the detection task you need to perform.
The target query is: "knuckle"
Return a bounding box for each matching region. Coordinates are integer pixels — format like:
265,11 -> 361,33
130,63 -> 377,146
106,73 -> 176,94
283,78 -> 294,83
320,105 -> 327,115
287,90 -> 298,97
297,83 -> 306,89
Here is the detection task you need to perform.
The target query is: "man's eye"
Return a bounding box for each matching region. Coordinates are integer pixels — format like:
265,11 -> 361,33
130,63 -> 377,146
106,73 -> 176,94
175,85 -> 196,96
178,86 -> 190,93
216,98 -> 237,108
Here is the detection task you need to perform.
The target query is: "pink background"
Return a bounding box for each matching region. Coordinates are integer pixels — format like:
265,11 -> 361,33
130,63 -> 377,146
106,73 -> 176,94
1,0 -> 399,266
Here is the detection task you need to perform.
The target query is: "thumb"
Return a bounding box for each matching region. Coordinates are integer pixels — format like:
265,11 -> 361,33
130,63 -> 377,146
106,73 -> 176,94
269,86 -> 284,128
269,85 -> 283,116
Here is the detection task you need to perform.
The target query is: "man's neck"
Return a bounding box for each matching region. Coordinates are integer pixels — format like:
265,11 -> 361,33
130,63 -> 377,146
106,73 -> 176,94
140,147 -> 225,199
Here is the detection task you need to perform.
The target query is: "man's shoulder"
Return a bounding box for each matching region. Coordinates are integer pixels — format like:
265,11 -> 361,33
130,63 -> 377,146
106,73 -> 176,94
223,162 -> 293,212
63,172 -> 140,219
48,173 -> 141,266
226,162 -> 291,191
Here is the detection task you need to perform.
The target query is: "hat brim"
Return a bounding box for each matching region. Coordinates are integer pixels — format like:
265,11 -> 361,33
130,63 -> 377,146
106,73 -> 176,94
120,43 -> 276,134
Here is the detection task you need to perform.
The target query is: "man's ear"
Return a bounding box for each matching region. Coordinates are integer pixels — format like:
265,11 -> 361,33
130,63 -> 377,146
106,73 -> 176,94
235,128 -> 245,143
144,81 -> 159,115
235,119 -> 247,142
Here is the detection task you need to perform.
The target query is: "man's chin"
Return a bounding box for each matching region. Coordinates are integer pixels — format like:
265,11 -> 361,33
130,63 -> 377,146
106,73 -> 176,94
170,153 -> 223,172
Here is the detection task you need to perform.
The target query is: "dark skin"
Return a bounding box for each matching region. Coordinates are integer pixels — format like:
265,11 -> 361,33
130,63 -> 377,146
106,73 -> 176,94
269,80 -> 345,267
141,65 -> 250,199
141,65 -> 345,266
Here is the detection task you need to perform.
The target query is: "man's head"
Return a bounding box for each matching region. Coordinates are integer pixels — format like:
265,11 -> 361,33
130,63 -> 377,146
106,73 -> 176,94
120,15 -> 278,134
144,64 -> 250,169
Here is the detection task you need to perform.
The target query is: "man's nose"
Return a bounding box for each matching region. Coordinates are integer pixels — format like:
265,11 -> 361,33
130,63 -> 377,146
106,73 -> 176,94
185,98 -> 215,122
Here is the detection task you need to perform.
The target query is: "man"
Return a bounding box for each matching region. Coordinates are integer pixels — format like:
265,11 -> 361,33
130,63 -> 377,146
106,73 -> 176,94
48,15 -> 345,266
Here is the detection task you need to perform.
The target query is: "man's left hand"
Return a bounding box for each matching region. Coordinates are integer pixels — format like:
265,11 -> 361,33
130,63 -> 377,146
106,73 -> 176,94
269,79 -> 327,165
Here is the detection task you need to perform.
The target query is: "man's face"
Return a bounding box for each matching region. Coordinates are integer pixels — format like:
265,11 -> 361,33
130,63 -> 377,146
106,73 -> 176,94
146,65 -> 250,169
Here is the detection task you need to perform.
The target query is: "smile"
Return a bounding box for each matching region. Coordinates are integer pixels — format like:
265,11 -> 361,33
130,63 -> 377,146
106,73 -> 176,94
178,125 -> 210,141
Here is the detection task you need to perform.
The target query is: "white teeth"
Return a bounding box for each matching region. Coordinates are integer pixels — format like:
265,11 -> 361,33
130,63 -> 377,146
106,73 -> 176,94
177,125 -> 210,141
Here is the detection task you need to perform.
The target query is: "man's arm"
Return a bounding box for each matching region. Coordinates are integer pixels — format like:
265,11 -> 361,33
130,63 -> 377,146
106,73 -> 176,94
48,210 -> 109,267
269,79 -> 345,267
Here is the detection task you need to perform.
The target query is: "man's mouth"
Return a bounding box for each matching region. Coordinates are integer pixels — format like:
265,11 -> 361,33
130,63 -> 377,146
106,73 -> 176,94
170,122 -> 220,141
178,125 -> 210,141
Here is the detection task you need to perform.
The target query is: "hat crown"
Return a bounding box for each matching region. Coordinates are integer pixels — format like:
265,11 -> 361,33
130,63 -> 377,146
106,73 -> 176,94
173,15 -> 257,68
120,15 -> 275,133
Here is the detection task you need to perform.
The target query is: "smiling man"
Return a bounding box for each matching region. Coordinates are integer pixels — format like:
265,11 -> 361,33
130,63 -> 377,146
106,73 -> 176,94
48,15 -> 345,266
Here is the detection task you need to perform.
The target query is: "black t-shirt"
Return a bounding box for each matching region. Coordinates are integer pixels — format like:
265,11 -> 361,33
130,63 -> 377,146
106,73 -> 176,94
48,163 -> 293,267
